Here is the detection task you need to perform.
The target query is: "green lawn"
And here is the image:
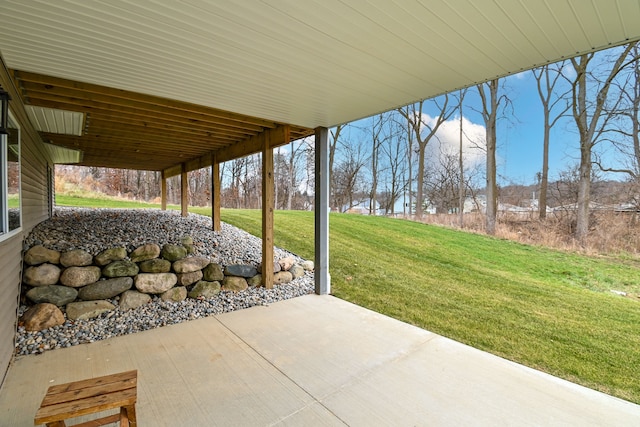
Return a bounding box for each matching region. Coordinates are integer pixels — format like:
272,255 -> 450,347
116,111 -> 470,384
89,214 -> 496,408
54,197 -> 640,403
219,209 -> 640,404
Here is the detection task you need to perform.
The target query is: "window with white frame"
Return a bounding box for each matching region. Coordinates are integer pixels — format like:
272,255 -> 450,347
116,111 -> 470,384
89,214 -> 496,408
1,112 -> 21,239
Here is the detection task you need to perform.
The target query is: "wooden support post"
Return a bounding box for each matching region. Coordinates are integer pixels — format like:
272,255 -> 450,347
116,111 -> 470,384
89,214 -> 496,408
211,152 -> 221,231
315,127 -> 330,295
160,170 -> 167,211
262,133 -> 274,289
181,163 -> 188,217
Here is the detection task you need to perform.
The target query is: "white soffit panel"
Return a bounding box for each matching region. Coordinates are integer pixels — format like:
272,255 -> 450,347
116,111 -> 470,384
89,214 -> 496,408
24,106 -> 85,136
1,0 -> 640,129
41,143 -> 82,165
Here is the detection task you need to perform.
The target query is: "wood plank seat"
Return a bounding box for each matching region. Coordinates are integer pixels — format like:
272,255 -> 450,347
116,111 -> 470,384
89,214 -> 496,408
34,370 -> 137,427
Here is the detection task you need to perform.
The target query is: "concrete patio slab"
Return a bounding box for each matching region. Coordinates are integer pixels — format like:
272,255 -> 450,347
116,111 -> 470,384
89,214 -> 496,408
1,294 -> 638,426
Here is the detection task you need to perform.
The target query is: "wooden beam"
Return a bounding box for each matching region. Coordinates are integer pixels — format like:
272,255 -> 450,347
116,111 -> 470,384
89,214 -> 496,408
262,132 -> 274,289
211,152 -> 221,232
161,170 -> 167,211
15,71 -> 279,130
163,125 -> 292,178
181,164 -> 188,217
216,125 -> 291,164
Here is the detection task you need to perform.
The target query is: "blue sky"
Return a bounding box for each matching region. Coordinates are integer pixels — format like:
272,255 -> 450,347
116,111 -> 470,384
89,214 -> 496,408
417,71 -> 583,186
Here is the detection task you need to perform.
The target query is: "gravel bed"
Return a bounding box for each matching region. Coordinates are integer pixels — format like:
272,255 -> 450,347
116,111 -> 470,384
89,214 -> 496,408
16,207 -> 314,356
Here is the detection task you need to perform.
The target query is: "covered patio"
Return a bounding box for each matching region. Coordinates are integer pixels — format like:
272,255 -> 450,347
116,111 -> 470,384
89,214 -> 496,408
2,1 -> 640,425
2,295 -> 639,426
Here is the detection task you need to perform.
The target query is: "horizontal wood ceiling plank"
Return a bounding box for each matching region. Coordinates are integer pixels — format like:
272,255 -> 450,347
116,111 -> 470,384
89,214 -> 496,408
15,71 -> 284,129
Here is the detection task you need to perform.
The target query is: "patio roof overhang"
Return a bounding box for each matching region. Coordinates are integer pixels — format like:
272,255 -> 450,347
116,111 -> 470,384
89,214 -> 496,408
1,1 -> 639,175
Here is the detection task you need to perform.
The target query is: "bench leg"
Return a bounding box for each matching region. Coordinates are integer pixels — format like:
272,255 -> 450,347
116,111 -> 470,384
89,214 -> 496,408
123,404 -> 137,426
119,407 -> 129,427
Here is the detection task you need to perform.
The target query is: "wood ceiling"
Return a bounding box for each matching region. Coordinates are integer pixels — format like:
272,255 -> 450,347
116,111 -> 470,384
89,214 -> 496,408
11,70 -> 313,174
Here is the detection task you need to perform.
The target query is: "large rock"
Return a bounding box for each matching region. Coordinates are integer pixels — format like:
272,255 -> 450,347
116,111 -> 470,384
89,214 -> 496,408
134,273 -> 177,294
176,270 -> 203,286
247,274 -> 262,287
202,263 -> 224,281
173,256 -> 210,273
139,258 -> 171,273
78,277 -> 133,300
289,264 -> 305,279
274,271 -> 293,285
224,264 -> 258,278
257,261 -> 281,274
301,260 -> 315,271
119,290 -> 151,311
94,247 -> 127,266
23,264 -> 61,286
66,300 -> 115,320
20,303 -> 65,331
278,257 -> 296,271
181,236 -> 194,254
60,266 -> 101,288
60,249 -> 93,267
102,260 -> 139,278
161,286 -> 187,302
26,285 -> 78,306
161,244 -> 187,262
188,281 -> 221,299
24,245 -> 60,266
130,243 -> 161,262
222,276 -> 248,292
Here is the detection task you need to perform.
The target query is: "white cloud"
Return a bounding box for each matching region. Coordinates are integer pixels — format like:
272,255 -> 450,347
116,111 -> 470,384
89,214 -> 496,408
417,114 -> 486,170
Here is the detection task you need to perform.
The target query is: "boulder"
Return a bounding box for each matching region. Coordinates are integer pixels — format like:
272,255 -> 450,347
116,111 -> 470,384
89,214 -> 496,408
119,290 -> 151,311
66,300 -> 115,320
78,277 -> 133,300
274,271 -> 293,285
102,260 -> 139,278
278,257 -> 296,271
301,260 -> 315,271
224,264 -> 258,278
202,263 -> 224,282
222,276 -> 248,292
60,266 -> 101,288
172,256 -> 210,273
24,245 -> 60,266
176,270 -> 203,286
138,258 -> 171,273
188,281 -> 221,299
257,261 -> 281,274
181,236 -> 194,254
94,247 -> 127,266
134,273 -> 177,294
60,249 -> 93,267
26,285 -> 78,306
247,274 -> 262,287
161,244 -> 187,262
161,286 -> 188,302
20,303 -> 65,331
130,243 -> 161,262
23,264 -> 61,287
289,264 -> 305,279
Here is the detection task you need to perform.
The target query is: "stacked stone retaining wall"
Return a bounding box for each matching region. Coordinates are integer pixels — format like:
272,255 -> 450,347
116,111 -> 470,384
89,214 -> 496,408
20,238 -> 313,332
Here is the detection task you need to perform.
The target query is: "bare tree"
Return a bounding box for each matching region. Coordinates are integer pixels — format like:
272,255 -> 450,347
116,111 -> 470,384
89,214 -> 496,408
333,140 -> 368,212
476,79 -> 500,235
532,61 -> 571,219
458,89 -> 467,226
329,125 -> 345,211
380,113 -> 408,215
398,96 -> 456,218
568,42 -> 638,242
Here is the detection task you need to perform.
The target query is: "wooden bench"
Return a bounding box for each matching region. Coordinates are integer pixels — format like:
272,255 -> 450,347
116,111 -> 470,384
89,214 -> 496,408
34,370 -> 137,427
